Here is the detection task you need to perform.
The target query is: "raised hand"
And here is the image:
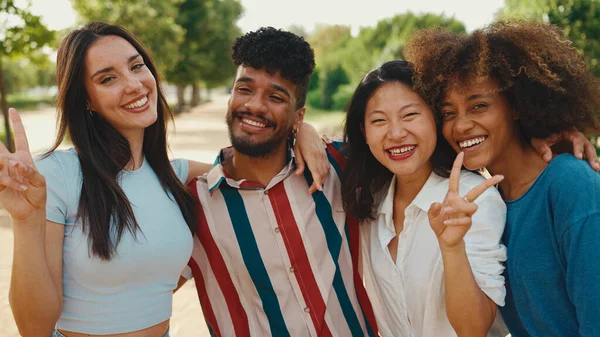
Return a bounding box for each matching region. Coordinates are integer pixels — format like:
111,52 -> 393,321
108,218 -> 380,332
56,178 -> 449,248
0,108 -> 46,222
428,152 -> 504,250
531,128 -> 600,171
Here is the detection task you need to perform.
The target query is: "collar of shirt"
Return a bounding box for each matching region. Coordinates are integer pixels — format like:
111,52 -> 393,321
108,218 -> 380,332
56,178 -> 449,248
375,171 -> 447,249
206,146 -> 297,196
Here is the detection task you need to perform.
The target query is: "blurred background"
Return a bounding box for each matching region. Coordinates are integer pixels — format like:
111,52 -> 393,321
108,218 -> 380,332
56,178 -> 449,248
0,0 -> 599,335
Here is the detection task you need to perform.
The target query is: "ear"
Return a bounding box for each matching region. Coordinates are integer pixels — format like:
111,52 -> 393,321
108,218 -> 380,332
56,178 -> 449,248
293,106 -> 306,131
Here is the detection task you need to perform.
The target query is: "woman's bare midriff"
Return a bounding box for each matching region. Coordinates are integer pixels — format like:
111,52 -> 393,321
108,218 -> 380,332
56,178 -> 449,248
58,319 -> 169,337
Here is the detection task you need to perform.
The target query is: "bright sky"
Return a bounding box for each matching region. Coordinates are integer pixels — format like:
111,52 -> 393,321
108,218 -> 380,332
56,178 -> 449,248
30,0 -> 505,34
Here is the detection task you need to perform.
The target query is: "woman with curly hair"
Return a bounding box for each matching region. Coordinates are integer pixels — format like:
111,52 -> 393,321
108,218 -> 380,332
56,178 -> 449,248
405,20 -> 600,336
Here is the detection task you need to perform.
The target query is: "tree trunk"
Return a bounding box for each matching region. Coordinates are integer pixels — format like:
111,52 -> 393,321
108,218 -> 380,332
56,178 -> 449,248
0,57 -> 13,152
191,82 -> 201,107
175,85 -> 186,114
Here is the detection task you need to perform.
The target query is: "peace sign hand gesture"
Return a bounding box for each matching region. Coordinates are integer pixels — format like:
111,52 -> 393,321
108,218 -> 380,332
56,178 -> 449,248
428,152 -> 504,250
0,108 -> 46,223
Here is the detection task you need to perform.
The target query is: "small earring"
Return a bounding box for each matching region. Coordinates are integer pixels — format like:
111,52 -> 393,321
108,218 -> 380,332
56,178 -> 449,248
291,128 -> 298,147
87,109 -> 94,116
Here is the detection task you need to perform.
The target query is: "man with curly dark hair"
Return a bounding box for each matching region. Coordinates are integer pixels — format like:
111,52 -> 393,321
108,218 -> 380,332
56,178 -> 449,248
405,20 -> 600,336
185,27 -> 378,336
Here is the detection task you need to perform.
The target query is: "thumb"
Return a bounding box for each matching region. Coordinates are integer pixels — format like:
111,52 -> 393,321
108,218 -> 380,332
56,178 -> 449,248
428,202 -> 443,220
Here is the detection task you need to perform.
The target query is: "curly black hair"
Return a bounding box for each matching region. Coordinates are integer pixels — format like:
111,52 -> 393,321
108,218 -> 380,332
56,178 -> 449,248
404,20 -> 600,139
232,27 -> 316,109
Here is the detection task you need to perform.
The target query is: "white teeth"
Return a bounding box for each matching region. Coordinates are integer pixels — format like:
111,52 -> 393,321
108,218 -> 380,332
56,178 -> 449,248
123,96 -> 148,109
388,145 -> 416,155
459,136 -> 487,148
243,118 -> 267,128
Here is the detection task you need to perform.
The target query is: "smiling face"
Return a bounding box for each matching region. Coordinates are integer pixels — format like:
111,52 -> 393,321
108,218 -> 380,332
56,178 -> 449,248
440,77 -> 520,170
84,35 -> 158,141
226,66 -> 305,158
363,82 -> 437,179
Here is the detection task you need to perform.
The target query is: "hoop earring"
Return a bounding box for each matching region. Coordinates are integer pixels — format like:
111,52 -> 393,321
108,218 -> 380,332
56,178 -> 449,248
87,109 -> 95,117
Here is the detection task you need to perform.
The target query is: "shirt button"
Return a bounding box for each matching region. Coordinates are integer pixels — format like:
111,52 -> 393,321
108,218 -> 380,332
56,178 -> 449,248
274,227 -> 280,233
289,266 -> 295,273
304,307 -> 310,313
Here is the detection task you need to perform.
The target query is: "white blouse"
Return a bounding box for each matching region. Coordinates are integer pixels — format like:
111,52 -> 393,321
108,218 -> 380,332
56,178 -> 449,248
359,171 -> 509,337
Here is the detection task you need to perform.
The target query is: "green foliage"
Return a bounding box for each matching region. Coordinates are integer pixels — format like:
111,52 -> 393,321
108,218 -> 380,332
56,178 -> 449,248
7,93 -> 55,110
500,0 -> 600,76
331,84 -> 355,111
306,12 -> 466,111
71,0 -> 185,73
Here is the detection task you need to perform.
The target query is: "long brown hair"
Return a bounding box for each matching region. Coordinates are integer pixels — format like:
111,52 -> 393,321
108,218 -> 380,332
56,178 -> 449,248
51,22 -> 196,260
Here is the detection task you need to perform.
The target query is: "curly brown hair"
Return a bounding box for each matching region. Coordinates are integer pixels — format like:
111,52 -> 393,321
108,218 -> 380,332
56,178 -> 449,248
404,20 -> 600,139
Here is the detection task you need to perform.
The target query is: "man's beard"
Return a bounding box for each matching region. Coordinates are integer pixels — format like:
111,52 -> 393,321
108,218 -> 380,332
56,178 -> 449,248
227,110 -> 292,158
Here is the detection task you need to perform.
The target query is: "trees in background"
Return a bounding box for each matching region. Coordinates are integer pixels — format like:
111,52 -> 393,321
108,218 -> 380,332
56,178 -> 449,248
0,0 -> 54,150
500,0 -> 600,76
73,0 -> 242,113
306,13 -> 466,112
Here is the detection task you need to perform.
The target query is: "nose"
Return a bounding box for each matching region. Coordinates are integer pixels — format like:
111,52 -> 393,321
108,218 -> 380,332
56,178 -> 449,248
453,113 -> 475,135
387,121 -> 409,141
243,92 -> 267,114
124,74 -> 143,94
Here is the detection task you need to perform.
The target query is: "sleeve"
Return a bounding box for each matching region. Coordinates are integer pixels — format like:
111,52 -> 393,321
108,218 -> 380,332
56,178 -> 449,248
34,154 -> 70,225
181,264 -> 193,280
171,158 -> 189,184
562,212 -> 600,336
462,177 -> 507,306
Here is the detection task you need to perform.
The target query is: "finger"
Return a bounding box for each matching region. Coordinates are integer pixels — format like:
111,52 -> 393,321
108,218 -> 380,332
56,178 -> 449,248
582,141 -> 600,171
442,202 -> 478,216
563,130 -> 585,160
530,137 -> 553,162
448,152 -> 464,194
0,171 -> 28,191
443,217 -> 472,227
428,202 -> 443,219
463,174 -> 504,202
294,147 -> 305,176
9,108 -> 32,155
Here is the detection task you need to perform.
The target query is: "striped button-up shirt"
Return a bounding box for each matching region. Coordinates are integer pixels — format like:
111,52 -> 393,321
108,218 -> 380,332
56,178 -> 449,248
186,143 -> 377,337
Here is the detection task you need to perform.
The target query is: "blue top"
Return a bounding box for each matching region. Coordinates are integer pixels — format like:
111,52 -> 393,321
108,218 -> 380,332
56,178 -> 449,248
499,154 -> 600,337
34,149 -> 193,334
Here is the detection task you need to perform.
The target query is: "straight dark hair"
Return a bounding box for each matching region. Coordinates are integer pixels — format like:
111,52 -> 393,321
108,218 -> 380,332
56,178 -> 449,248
49,22 -> 196,260
341,60 -> 455,221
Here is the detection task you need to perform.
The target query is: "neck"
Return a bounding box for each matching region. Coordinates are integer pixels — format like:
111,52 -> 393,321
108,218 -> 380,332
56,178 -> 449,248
393,164 -> 433,205
124,130 -> 145,170
227,142 -> 289,186
487,141 -> 547,200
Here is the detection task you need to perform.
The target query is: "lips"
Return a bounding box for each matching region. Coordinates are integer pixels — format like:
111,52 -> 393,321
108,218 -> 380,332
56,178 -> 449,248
232,111 -> 276,128
458,136 -> 488,149
122,94 -> 149,109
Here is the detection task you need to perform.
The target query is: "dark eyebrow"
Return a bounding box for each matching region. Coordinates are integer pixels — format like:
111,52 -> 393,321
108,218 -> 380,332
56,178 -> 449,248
235,77 -> 291,98
270,84 -> 290,98
440,93 -> 491,107
91,54 -> 142,79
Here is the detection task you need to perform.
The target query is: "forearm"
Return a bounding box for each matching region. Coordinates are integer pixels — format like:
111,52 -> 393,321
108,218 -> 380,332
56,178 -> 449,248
10,217 -> 61,336
441,241 -> 496,337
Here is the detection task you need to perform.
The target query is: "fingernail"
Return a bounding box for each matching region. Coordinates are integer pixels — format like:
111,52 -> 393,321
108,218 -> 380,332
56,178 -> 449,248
577,152 -> 583,159
20,185 -> 27,191
595,162 -> 600,171
543,154 -> 551,162
8,160 -> 18,167
443,219 -> 452,225
443,207 -> 453,213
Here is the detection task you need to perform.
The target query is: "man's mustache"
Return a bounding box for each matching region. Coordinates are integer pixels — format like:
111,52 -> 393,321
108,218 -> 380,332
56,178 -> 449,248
232,111 -> 277,127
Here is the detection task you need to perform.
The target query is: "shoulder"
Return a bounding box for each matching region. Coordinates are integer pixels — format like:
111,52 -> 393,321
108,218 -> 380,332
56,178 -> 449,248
543,154 -> 600,222
170,158 -> 189,183
186,174 -> 210,200
34,148 -> 80,177
458,170 -> 504,203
